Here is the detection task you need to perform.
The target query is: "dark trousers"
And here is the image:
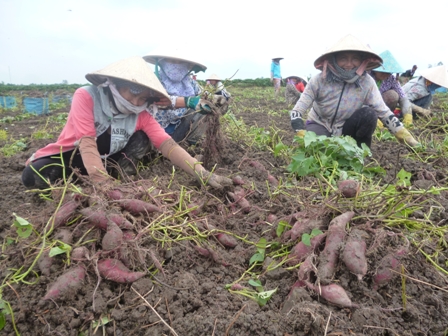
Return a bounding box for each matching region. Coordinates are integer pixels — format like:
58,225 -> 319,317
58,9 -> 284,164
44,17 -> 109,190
412,94 -> 432,109
306,107 -> 377,148
22,131 -> 150,189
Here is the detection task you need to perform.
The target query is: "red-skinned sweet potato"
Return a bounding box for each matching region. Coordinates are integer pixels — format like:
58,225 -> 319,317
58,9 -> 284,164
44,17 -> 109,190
232,175 -> 245,185
289,219 -> 326,242
80,208 -> 133,230
287,233 -> 327,266
43,265 -> 86,301
50,200 -> 79,228
102,220 -> 123,251
342,229 -> 368,280
317,211 -> 354,284
228,187 -> 251,213
115,199 -> 162,215
305,280 -> 358,308
216,233 -> 238,248
98,258 -> 145,283
297,255 -> 315,281
38,250 -> 53,277
373,247 -> 407,290
71,246 -> 90,261
338,180 -> 360,198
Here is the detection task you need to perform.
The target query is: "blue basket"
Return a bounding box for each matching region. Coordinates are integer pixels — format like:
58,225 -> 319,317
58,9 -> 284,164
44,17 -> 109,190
0,96 -> 17,109
52,95 -> 73,103
23,97 -> 49,115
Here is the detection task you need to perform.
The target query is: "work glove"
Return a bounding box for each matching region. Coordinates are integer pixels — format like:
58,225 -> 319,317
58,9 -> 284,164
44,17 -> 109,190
402,113 -> 413,127
411,103 -> 431,117
395,128 -> 420,147
296,130 -> 306,138
377,119 -> 384,129
196,170 -> 233,189
184,96 -> 212,114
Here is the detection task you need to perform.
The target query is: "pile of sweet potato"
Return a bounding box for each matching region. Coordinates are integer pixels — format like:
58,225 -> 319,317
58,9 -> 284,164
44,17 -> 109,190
278,211 -> 408,308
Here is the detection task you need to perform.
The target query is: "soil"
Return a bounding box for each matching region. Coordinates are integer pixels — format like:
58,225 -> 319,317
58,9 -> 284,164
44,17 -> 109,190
0,88 -> 447,336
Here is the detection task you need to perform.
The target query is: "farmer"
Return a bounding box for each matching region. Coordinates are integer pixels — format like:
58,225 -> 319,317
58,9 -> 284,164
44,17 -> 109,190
289,34 -> 419,148
21,56 -> 232,190
402,64 -> 448,117
285,75 -> 307,106
143,52 -> 227,144
270,57 -> 283,98
399,65 -> 418,84
206,74 -> 231,100
369,50 -> 413,126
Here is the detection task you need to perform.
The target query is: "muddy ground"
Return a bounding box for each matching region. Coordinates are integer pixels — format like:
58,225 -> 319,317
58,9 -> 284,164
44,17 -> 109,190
0,87 -> 447,336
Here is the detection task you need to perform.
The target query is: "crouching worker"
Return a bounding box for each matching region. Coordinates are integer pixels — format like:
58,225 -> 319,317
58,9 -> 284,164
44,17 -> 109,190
370,50 -> 413,127
290,34 -> 419,149
402,64 -> 448,118
22,56 -> 232,190
143,53 -> 228,145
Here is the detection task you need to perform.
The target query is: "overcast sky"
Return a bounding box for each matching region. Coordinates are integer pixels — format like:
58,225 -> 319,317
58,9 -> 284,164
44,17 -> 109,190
1,0 -> 447,85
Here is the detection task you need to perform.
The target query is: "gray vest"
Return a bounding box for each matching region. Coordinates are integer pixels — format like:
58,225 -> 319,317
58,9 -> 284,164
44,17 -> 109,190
83,86 -> 139,156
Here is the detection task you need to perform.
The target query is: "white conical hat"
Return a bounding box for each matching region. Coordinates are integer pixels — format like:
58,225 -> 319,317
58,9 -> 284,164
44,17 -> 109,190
85,56 -> 169,99
285,75 -> 308,84
420,65 -> 448,88
314,34 -> 382,71
143,51 -> 207,73
206,73 -> 222,81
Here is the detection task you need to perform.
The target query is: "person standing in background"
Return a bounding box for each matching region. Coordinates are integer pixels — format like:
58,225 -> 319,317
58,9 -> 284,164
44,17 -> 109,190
270,58 -> 283,98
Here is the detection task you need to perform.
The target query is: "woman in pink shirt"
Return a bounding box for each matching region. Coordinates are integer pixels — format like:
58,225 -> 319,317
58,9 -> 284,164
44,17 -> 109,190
22,57 -> 231,190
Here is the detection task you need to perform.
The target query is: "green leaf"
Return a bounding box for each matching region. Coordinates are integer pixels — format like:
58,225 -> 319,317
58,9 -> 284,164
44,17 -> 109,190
0,312 -> 5,330
256,288 -> 277,306
302,233 -> 311,246
255,238 -> 267,253
249,252 -> 265,265
248,279 -> 262,288
397,168 -> 411,187
310,228 -> 323,238
276,220 -> 288,237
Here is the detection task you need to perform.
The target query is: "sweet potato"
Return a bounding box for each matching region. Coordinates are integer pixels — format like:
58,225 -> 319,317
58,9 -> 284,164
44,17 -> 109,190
305,280 -> 358,308
50,200 -> 79,228
228,187 -> 251,213
316,211 -> 354,284
54,228 -> 73,244
267,174 -> 279,186
338,180 -> 360,198
107,189 -> 124,200
287,233 -> 326,266
266,213 -> 278,224
373,247 -> 407,290
187,201 -> 204,216
98,259 -> 145,283
102,220 -> 123,251
38,250 -> 53,277
249,160 -> 267,172
216,233 -> 238,248
43,265 -> 86,301
232,175 -> 245,185
115,199 -> 162,215
122,230 -> 136,241
297,255 -> 315,281
193,245 -> 211,258
289,219 -> 326,241
80,208 -> 133,230
71,246 -> 90,261
342,229 -> 368,280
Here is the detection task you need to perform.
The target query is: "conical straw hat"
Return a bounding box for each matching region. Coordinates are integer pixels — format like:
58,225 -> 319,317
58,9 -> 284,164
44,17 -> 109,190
85,56 -> 169,99
206,74 -> 222,81
143,51 -> 207,73
420,65 -> 448,88
272,57 -> 284,61
285,75 -> 308,84
374,50 -> 404,74
314,34 -> 382,71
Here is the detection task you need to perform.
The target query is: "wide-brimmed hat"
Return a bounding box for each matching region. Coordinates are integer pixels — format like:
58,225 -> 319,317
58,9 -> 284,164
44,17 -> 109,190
206,74 -> 222,81
420,65 -> 448,88
373,50 -> 404,74
314,34 -> 382,72
272,57 -> 284,61
143,52 -> 207,73
85,56 -> 170,99
285,75 -> 308,84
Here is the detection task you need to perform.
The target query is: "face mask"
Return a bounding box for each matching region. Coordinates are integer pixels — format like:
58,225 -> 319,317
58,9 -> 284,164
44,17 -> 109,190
160,60 -> 191,83
100,79 -> 148,115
